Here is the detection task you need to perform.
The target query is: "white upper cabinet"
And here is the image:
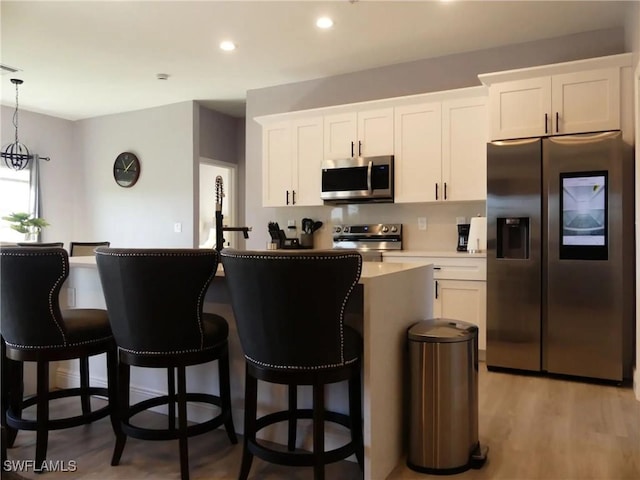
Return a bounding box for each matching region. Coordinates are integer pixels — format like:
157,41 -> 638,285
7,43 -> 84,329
489,77 -> 551,139
394,93 -> 487,203
489,68 -> 619,140
262,121 -> 291,207
324,108 -> 394,159
394,102 -> 442,203
551,69 -> 620,135
480,54 -> 632,141
442,96 -> 488,201
261,117 -> 324,207
291,117 -> 324,207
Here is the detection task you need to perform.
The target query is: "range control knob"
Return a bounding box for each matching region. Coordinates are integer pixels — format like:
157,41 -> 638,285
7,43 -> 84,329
334,226 -> 342,233
343,226 -> 350,233
391,226 -> 398,233
382,225 -> 389,233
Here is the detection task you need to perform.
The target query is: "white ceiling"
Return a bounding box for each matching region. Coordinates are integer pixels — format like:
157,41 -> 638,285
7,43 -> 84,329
0,1 -> 634,121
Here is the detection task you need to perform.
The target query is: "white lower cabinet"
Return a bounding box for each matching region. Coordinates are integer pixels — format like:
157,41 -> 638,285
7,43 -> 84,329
383,254 -> 487,351
434,279 -> 486,351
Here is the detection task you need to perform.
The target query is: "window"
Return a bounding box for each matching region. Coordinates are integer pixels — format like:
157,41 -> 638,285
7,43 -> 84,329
0,163 -> 31,242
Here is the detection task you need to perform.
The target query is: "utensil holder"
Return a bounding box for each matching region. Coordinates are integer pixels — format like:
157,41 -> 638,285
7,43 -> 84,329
300,233 -> 314,249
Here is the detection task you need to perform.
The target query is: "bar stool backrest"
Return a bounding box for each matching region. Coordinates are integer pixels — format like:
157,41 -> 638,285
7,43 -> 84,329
1,247 -> 69,347
220,249 -> 362,370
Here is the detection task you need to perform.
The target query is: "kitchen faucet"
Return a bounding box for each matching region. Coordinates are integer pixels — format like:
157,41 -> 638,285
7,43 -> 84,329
215,175 -> 251,251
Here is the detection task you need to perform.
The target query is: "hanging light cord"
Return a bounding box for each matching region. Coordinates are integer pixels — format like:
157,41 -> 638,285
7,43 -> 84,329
12,80 -> 20,145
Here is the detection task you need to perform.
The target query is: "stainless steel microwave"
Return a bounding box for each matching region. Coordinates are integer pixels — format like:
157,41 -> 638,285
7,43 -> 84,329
321,155 -> 394,204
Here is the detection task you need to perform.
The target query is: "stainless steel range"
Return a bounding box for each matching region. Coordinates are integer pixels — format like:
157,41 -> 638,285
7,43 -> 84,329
332,223 -> 402,261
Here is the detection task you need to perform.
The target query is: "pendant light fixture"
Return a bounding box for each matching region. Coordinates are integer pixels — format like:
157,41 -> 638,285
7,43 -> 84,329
1,78 -> 49,170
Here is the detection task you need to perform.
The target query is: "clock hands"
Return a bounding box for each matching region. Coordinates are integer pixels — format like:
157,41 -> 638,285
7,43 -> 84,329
124,159 -> 135,172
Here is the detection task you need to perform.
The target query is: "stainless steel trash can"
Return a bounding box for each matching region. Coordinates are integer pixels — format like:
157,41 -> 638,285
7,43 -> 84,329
407,318 -> 486,474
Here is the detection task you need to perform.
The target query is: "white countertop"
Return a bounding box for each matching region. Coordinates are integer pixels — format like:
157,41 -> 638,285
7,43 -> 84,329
69,256 -> 432,282
382,250 -> 486,258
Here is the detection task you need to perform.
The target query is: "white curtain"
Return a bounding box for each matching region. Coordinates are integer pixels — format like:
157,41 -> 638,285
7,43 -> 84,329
28,154 -> 43,242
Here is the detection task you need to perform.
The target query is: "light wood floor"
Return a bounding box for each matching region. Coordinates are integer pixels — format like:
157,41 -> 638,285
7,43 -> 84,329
4,363 -> 640,480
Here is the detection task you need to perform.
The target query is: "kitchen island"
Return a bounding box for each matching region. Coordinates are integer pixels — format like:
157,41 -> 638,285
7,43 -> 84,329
62,256 -> 433,480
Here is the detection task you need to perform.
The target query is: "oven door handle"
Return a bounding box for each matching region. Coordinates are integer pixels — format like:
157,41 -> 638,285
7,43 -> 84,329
367,160 -> 373,193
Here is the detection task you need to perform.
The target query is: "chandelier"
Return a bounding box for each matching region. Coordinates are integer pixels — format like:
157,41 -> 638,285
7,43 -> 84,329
2,79 -> 34,170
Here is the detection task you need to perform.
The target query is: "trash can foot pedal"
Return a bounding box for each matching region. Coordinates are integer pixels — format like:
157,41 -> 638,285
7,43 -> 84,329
470,443 -> 488,469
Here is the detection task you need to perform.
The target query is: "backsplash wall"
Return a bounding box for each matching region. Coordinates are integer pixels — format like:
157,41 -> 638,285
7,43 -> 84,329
264,200 -> 486,252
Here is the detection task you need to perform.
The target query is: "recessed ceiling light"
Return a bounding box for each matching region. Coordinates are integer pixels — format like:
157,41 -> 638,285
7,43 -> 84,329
316,17 -> 334,29
220,41 -> 236,52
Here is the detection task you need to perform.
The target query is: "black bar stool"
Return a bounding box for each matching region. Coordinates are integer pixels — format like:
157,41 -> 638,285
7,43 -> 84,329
95,248 -> 237,480
0,246 -> 117,467
221,249 -> 364,480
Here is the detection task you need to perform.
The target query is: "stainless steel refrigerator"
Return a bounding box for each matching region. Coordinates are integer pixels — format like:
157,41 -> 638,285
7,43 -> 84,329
486,131 -> 634,382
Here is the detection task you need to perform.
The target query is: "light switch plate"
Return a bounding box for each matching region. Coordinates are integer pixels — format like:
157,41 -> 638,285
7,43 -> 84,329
418,217 -> 427,231
174,222 -> 182,233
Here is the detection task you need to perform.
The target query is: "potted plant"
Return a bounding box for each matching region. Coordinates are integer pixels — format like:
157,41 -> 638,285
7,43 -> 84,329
2,212 -> 50,241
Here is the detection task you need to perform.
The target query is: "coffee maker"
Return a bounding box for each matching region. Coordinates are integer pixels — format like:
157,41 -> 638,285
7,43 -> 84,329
457,223 -> 470,252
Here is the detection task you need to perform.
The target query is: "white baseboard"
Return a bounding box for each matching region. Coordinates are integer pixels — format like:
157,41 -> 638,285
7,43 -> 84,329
634,366 -> 640,401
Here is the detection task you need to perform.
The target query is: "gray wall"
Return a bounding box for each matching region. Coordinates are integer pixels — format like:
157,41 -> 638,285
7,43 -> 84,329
75,101 -> 197,247
244,28 -> 628,251
0,105 -> 77,247
199,105 -> 241,164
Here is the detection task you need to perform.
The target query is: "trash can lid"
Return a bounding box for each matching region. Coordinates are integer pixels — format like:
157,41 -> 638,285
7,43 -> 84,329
408,318 -> 478,343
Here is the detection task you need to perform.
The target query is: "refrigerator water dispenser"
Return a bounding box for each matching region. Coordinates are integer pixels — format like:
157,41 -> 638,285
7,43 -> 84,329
497,218 -> 529,259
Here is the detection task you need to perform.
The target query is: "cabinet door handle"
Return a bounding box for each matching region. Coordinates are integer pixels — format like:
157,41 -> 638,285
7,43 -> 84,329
435,280 -> 439,299
351,141 -> 354,158
286,190 -> 290,205
292,190 -> 296,205
544,113 -> 548,134
555,112 -> 559,133
444,182 -> 448,200
358,140 -> 362,157
435,183 -> 439,200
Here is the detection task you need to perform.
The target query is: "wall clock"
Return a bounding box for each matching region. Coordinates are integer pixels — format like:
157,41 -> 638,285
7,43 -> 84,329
113,152 -> 140,188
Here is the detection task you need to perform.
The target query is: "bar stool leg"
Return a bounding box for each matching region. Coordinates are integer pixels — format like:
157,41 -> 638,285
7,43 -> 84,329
177,366 -> 189,480
111,362 -> 129,466
106,348 -> 120,435
35,361 -> 50,468
239,368 -> 257,480
79,356 -> 91,414
217,350 -> 237,444
313,383 -> 325,480
287,385 -> 297,451
167,367 -> 176,431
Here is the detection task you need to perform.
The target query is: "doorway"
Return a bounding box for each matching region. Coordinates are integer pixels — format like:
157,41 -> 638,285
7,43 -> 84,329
199,159 -> 237,248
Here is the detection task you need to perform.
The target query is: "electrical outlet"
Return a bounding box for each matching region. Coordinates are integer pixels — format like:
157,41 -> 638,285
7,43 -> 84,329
174,222 -> 182,233
287,220 -> 296,228
418,217 -> 427,231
